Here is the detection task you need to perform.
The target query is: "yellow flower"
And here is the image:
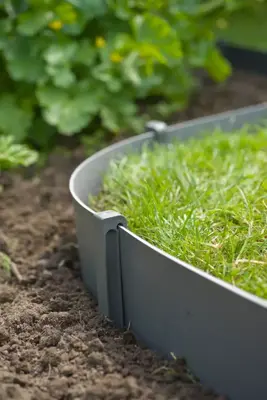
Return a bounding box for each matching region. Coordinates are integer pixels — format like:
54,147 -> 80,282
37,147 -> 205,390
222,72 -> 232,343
110,52 -> 123,63
49,20 -> 63,31
95,36 -> 106,49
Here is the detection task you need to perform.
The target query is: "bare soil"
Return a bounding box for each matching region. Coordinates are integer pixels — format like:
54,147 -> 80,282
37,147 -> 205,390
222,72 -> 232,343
1,71 -> 267,400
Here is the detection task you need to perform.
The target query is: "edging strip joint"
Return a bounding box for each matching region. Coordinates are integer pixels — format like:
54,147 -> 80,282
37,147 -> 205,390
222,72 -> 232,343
95,211 -> 127,328
145,120 -> 168,142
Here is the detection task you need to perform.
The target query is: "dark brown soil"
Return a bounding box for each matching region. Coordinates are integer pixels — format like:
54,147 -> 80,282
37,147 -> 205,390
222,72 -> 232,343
172,70 -> 267,122
1,71 -> 267,400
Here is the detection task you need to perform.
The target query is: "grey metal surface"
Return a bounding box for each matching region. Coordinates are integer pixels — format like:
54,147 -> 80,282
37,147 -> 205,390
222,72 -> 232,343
72,201 -> 98,296
70,133 -> 153,300
119,227 -> 267,400
145,120 -> 168,142
164,102 -> 267,142
69,103 -> 267,400
72,201 -> 127,322
70,132 -> 154,202
94,211 -> 126,325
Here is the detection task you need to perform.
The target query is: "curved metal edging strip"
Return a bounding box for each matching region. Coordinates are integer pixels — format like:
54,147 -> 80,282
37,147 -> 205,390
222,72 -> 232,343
69,103 -> 267,399
69,131 -> 154,209
118,226 -> 267,400
119,226 -> 267,309
164,103 -> 267,142
69,131 -> 154,297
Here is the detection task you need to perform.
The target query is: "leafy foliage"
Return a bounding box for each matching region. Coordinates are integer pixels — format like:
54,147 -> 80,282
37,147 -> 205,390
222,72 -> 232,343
0,0 -> 261,146
0,136 -> 38,170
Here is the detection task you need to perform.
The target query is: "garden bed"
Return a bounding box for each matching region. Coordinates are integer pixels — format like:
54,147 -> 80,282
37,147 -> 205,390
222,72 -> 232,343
71,102 -> 267,400
92,126 -> 267,298
1,70 -> 267,400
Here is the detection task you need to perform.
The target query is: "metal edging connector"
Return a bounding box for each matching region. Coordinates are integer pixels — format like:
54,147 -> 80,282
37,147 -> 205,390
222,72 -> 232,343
145,120 -> 168,142
95,210 -> 127,328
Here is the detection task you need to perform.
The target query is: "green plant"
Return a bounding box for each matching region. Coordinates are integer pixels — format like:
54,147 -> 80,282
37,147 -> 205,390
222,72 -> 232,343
0,135 -> 38,170
81,129 -> 109,156
0,0 -> 235,147
215,1 -> 267,51
198,0 -> 266,14
0,251 -> 12,275
91,125 -> 267,299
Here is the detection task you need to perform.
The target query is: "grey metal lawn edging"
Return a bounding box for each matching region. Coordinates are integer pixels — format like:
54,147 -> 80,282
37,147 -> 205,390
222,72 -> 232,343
69,103 -> 267,400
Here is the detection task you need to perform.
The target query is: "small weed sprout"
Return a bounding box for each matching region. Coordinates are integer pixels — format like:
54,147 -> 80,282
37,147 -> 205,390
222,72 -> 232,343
0,251 -> 12,275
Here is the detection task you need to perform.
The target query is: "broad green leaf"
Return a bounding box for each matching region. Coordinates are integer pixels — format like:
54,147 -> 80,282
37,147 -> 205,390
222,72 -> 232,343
186,39 -> 215,67
132,13 -> 182,62
0,20 -> 12,49
100,107 -> 120,132
154,64 -> 194,104
92,64 -> 122,92
0,94 -> 32,140
67,0 -> 108,18
122,52 -> 141,86
0,20 -> 12,33
71,79 -> 106,113
43,42 -> 78,65
43,104 -> 93,135
62,20 -> 87,36
37,84 -> 103,134
72,92 -> 103,114
27,0 -> 55,6
46,65 -> 76,88
55,2 -> 78,24
74,39 -> 96,66
115,98 -> 137,117
100,93 -> 137,132
6,58 -> 45,82
7,0 -> 28,15
112,33 -> 134,53
4,37 -> 45,82
135,74 -> 163,97
17,10 -> 53,36
206,49 -> 232,82
107,0 -> 132,19
198,0 -> 226,15
36,85 -> 68,107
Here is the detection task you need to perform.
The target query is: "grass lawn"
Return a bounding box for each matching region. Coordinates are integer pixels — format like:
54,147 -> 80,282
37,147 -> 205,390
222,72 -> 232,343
90,126 -> 267,299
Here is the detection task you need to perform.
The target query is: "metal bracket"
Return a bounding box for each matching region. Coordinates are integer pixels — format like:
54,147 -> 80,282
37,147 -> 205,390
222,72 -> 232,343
95,211 -> 127,328
145,120 -> 168,142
